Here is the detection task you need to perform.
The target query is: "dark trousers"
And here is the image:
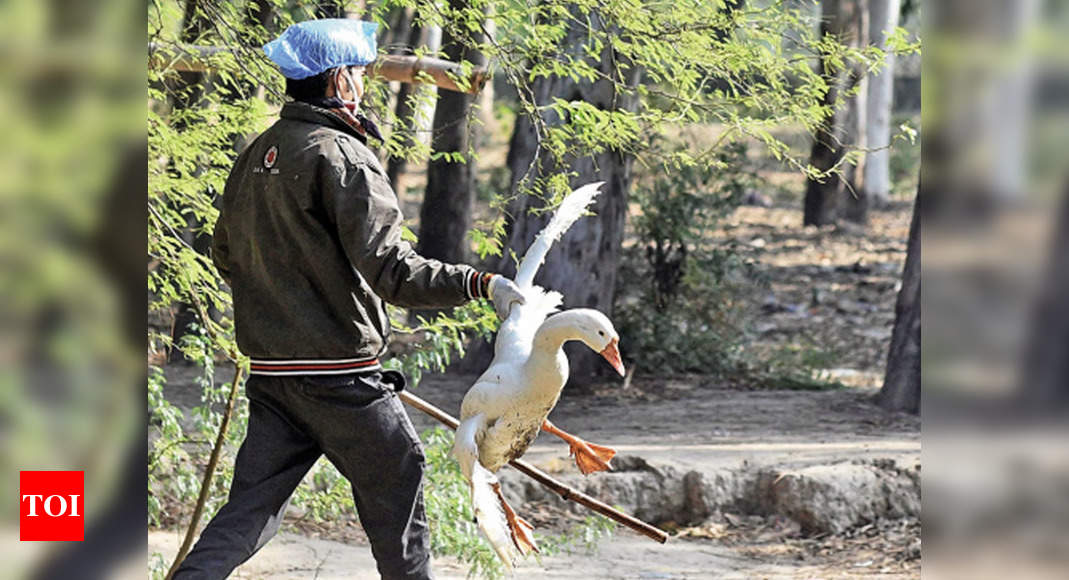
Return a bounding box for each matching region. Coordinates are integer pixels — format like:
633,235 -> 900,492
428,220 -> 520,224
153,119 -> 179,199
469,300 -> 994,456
174,371 -> 433,580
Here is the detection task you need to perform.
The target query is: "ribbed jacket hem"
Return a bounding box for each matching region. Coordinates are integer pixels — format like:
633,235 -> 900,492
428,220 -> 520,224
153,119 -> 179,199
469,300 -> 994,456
248,356 -> 382,376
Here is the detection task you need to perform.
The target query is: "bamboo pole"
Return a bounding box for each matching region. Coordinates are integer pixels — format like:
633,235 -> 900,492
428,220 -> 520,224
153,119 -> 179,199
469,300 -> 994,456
148,43 -> 486,94
398,391 -> 670,545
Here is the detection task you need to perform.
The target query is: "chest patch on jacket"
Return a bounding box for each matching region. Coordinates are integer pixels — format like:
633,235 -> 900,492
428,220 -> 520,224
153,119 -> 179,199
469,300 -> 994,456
263,145 -> 278,169
254,145 -> 280,175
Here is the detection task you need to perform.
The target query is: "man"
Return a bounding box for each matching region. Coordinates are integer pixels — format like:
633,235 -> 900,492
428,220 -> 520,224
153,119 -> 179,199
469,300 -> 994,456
174,19 -> 524,580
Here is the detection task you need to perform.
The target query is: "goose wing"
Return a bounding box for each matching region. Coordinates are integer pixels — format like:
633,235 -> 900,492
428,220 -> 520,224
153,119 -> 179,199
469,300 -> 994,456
514,182 -> 603,289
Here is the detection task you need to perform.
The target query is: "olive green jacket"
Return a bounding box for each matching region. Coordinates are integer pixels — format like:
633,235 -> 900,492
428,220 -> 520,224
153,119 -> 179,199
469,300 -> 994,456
212,101 -> 489,375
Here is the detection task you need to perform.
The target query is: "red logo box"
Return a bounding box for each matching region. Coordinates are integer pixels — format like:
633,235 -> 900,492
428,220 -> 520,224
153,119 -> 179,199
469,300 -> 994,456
20,471 -> 84,541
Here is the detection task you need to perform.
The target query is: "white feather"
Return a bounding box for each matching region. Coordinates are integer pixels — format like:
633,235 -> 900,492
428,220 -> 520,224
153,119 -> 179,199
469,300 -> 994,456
471,462 -> 517,570
514,182 -> 603,289
494,286 -> 561,359
453,415 -> 484,483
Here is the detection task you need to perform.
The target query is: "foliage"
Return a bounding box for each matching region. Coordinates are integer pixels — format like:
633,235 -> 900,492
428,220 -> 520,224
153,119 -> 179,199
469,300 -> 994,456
616,142 -> 763,374
288,458 -> 358,522
614,139 -> 850,385
535,513 -> 616,557
147,328 -> 250,528
377,0 -> 914,207
0,0 -> 144,534
386,301 -> 500,385
148,0 -> 599,557
147,366 -> 191,527
149,551 -> 169,580
746,341 -> 847,391
148,0 -> 296,536
890,115 -> 921,199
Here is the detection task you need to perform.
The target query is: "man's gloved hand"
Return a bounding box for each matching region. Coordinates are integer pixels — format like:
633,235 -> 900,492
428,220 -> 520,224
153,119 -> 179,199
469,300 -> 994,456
487,275 -> 526,318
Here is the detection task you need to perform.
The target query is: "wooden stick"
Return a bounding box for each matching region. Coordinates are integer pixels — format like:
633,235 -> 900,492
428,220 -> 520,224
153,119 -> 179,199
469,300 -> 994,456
398,391 -> 669,544
165,364 -> 246,580
368,55 -> 487,94
148,43 -> 486,94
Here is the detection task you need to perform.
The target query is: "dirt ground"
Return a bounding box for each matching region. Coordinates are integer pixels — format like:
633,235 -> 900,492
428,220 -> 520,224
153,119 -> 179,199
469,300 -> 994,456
151,202 -> 920,578
150,520 -> 918,579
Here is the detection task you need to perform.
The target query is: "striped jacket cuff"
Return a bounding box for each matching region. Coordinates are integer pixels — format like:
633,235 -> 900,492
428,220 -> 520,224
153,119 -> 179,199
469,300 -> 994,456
465,270 -> 494,301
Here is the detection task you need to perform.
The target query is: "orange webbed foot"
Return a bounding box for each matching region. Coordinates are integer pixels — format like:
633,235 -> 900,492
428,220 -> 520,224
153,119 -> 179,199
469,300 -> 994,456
542,419 -> 617,475
492,482 -> 539,555
570,439 -> 617,475
509,515 -> 539,555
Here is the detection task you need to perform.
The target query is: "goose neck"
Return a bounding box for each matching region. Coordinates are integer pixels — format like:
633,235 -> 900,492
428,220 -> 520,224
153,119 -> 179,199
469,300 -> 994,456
533,312 -> 581,351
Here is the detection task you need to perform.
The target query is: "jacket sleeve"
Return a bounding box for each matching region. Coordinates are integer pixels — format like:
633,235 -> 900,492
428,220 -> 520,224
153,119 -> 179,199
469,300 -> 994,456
322,148 -> 491,309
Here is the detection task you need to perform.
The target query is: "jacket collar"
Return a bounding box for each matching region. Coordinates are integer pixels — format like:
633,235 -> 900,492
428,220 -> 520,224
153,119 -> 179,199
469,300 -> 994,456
280,101 -> 368,144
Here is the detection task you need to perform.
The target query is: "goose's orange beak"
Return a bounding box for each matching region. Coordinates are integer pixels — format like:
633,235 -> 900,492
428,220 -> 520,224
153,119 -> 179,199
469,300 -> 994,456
599,338 -> 625,377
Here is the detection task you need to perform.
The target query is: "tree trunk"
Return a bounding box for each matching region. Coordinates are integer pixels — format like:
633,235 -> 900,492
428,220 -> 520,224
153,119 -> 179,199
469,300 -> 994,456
417,0 -> 486,264
489,13 -> 641,384
804,0 -> 867,226
385,10 -> 422,194
1017,185 -> 1069,407
315,1 -> 341,18
842,0 -> 870,224
380,5 -> 414,53
415,26 -> 443,137
476,19 -> 497,136
878,185 -> 920,413
981,0 -> 1036,203
862,0 -> 901,207
927,0 -> 1038,214
315,0 -> 364,18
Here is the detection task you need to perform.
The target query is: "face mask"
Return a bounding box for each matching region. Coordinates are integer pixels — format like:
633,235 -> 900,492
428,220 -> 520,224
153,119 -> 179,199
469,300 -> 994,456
334,67 -> 362,115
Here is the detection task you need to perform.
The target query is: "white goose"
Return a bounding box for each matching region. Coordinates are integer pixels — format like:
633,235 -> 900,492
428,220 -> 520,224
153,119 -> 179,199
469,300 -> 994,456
453,182 -> 626,567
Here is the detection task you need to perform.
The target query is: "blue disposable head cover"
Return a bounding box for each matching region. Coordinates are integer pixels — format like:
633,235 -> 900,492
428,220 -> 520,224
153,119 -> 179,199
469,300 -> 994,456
263,19 -> 379,80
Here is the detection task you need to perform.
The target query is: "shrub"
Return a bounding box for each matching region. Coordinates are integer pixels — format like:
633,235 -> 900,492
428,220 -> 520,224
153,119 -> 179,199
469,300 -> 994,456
616,142 -> 763,374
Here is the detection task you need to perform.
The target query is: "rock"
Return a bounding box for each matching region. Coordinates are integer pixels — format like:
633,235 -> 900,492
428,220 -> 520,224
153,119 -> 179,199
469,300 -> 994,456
761,295 -> 787,314
753,321 -> 777,335
742,191 -> 773,207
856,327 -> 892,340
682,471 -> 712,523
499,457 -> 919,536
756,463 -> 919,535
612,454 -> 661,473
835,222 -> 867,237
811,287 -> 828,306
834,259 -> 873,275
835,299 -> 860,314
